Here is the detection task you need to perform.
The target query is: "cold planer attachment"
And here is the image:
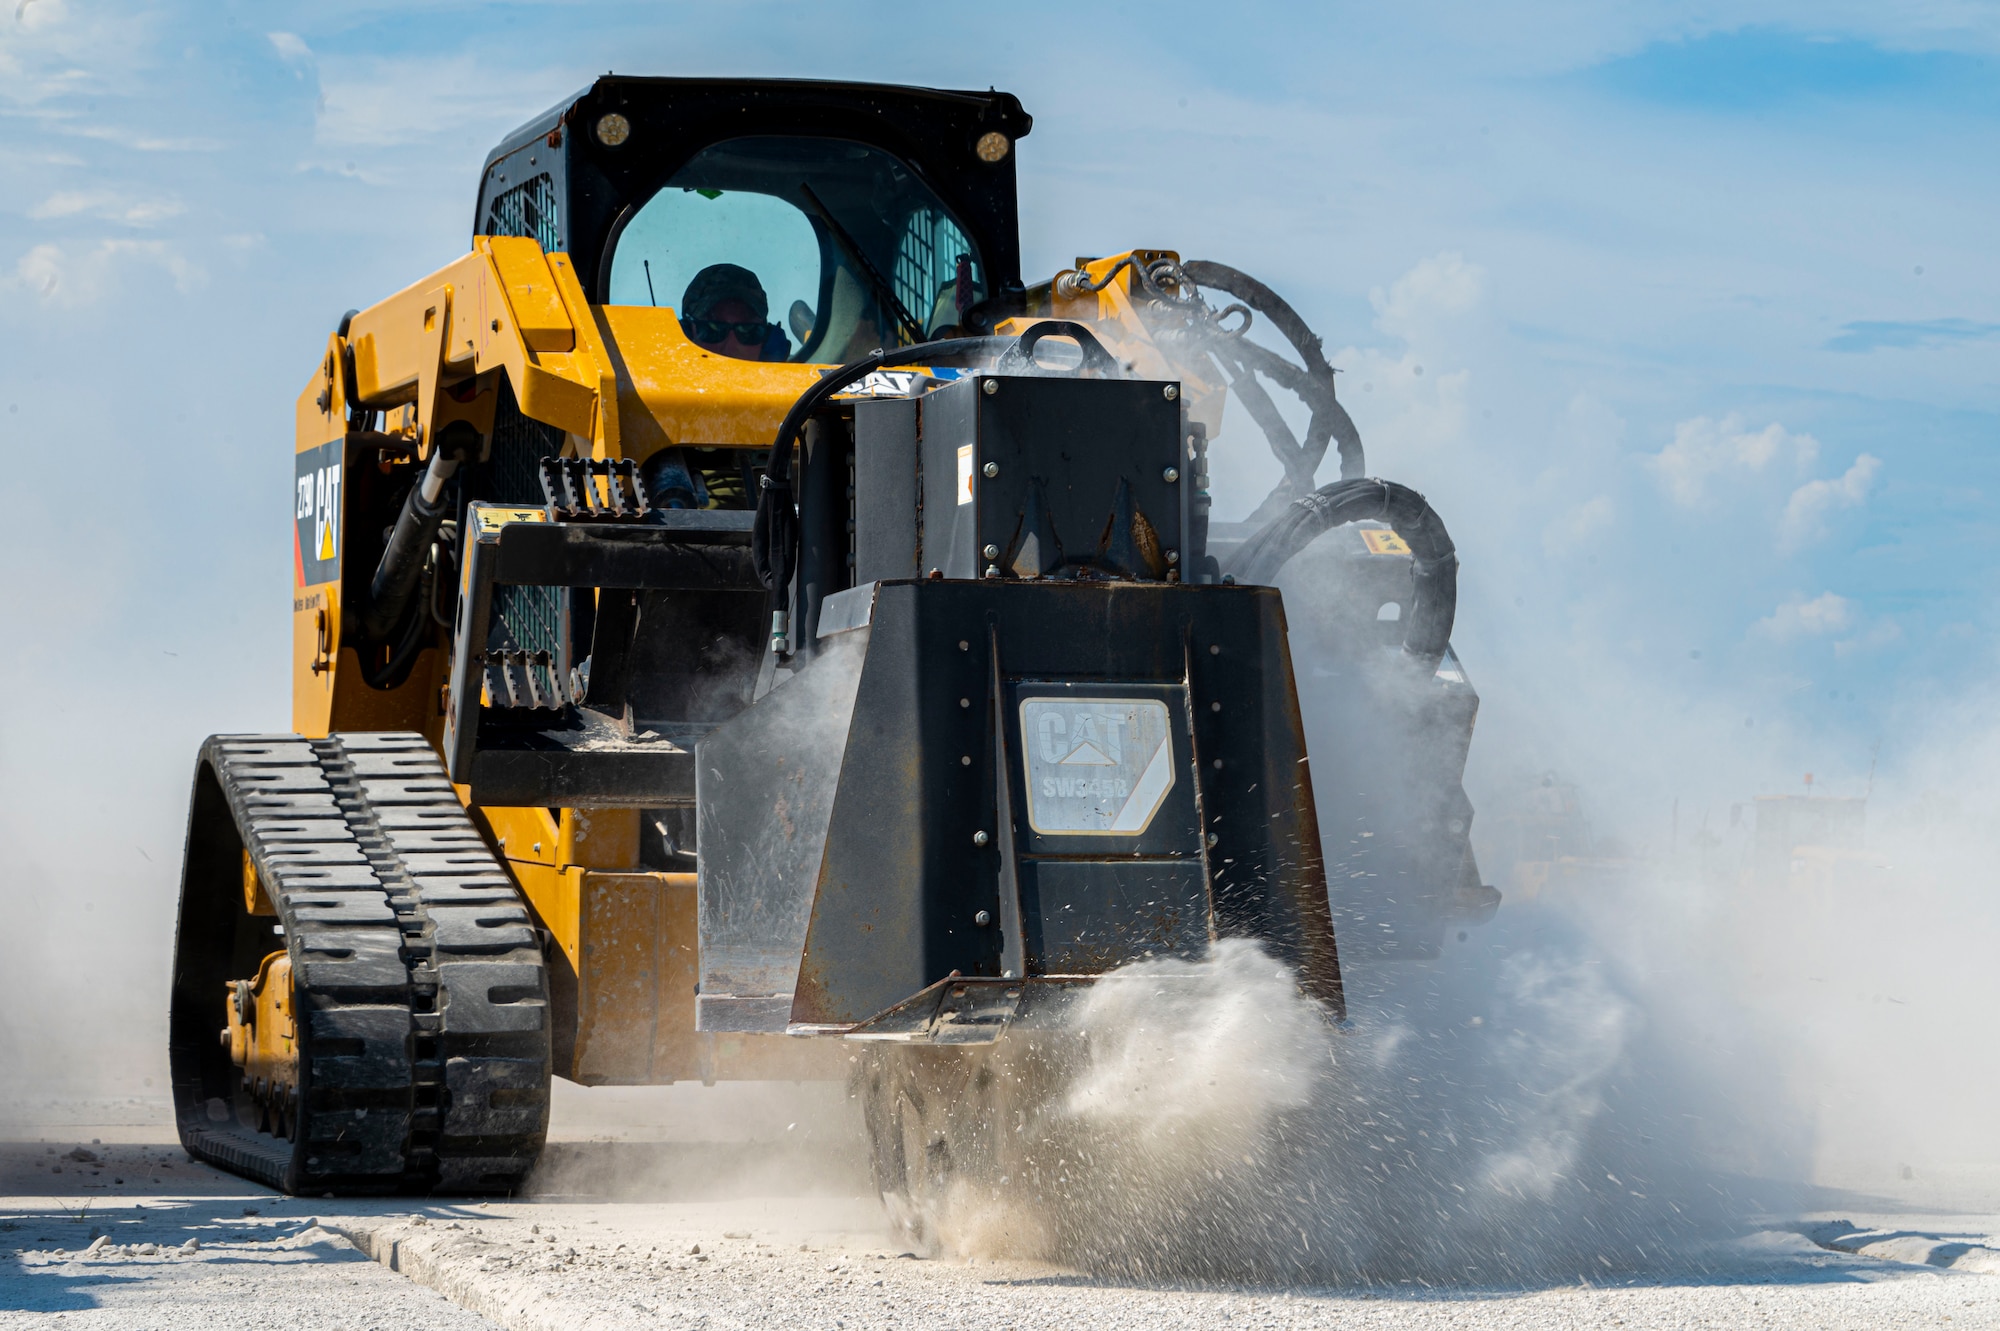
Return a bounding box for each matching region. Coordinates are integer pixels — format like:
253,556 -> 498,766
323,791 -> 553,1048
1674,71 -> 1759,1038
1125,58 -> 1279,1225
693,368 -> 1343,1042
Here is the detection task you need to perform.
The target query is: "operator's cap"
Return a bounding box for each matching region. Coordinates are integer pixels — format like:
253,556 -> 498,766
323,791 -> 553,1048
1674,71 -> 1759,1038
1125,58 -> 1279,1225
681,263 -> 768,321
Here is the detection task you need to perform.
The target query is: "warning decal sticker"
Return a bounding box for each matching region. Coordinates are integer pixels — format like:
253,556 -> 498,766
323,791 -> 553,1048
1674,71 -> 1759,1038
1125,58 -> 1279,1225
1019,697 -> 1176,836
294,438 -> 342,588
1360,527 -> 1411,556
473,506 -> 548,533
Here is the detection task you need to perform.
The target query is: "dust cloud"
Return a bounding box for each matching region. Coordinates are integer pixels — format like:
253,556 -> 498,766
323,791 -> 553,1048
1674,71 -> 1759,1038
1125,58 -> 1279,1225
911,885 -> 1812,1282
899,646 -> 2000,1283
1062,940 -> 1328,1140
522,1079 -> 871,1204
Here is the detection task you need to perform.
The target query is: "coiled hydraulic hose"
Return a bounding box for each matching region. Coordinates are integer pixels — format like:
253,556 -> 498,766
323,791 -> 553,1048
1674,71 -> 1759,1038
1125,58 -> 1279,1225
1228,478 -> 1459,669
1179,260 -> 1365,488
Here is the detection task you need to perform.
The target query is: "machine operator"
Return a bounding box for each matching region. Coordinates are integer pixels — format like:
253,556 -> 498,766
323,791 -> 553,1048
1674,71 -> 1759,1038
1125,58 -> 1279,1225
678,262 -> 789,362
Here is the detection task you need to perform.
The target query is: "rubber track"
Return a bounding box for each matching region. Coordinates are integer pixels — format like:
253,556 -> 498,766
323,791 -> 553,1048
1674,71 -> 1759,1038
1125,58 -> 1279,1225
182,733 -> 550,1193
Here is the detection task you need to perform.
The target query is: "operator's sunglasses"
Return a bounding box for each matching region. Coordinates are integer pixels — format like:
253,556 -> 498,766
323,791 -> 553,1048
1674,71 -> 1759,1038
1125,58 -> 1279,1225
684,318 -> 773,345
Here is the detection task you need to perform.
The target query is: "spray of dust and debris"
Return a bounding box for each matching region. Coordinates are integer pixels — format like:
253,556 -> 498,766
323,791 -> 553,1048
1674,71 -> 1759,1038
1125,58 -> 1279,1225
886,731 -> 2000,1286
885,933 -> 1660,1282
878,936 -> 1700,1280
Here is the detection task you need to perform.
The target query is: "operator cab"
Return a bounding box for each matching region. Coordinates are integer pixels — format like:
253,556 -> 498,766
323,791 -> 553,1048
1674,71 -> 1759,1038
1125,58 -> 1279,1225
474,76 -> 1031,353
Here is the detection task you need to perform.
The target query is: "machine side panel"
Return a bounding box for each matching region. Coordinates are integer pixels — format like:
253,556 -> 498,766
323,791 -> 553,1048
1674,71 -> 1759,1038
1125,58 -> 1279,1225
790,585 -> 997,1027
1186,590 -> 1341,1001
694,634 -> 867,1030
292,355 -> 348,737
852,396 -> 920,584
916,385 -> 977,578
910,376 -> 1186,581
973,376 -> 1185,573
1018,859 -> 1210,974
570,870 -> 846,1083
572,871 -> 668,1082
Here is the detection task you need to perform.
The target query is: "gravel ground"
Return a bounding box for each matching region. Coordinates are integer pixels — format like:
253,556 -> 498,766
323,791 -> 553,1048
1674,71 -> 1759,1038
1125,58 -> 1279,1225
10,1098 -> 2000,1329
325,1198 -> 2000,1331
0,1140 -> 497,1330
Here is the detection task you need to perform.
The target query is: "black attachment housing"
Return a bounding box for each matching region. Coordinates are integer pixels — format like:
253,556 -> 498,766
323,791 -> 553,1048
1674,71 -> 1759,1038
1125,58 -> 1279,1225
853,374 -> 1192,584
693,577 -> 1343,1035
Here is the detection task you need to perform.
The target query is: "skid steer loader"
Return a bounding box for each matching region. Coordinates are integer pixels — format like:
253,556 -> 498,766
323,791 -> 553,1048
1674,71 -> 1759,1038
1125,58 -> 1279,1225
167,76 -> 1494,1200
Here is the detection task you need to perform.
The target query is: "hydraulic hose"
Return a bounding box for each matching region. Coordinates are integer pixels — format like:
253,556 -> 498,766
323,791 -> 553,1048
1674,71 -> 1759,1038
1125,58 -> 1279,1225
359,560 -> 435,692
363,422 -> 475,642
1227,478 -> 1459,668
754,335 -> 1014,652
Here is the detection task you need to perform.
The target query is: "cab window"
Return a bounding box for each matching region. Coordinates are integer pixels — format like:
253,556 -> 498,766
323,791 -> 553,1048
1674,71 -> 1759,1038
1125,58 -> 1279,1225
605,135 -> 987,362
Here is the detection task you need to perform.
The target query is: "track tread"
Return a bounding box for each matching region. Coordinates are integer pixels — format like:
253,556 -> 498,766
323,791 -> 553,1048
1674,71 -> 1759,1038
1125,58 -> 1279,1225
175,731 -> 551,1195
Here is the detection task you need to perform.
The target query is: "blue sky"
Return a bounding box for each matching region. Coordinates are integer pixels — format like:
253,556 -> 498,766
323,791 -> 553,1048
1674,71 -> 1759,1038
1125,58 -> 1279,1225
1,2 -> 1997,1076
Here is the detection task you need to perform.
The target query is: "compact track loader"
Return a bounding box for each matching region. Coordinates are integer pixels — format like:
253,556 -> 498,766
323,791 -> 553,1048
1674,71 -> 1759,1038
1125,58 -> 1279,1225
168,76 -> 1495,1200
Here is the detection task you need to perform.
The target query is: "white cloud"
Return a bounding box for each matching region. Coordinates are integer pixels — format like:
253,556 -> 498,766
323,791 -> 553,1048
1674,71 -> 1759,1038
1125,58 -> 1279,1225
1325,342 -> 1473,475
1292,251 -> 1488,495
1370,251 -> 1485,344
1564,393 -> 1626,456
28,188 -> 181,225
1835,620 -> 1903,658
11,239 -> 203,306
0,1 -> 166,111
267,31 -> 312,64
315,54 -> 572,150
1543,494 -> 1615,555
11,0 -> 66,33
16,243 -> 64,299
1753,591 -> 1855,642
15,108 -> 223,152
59,116 -> 224,151
1646,413 -> 1819,506
1779,453 -> 1881,553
